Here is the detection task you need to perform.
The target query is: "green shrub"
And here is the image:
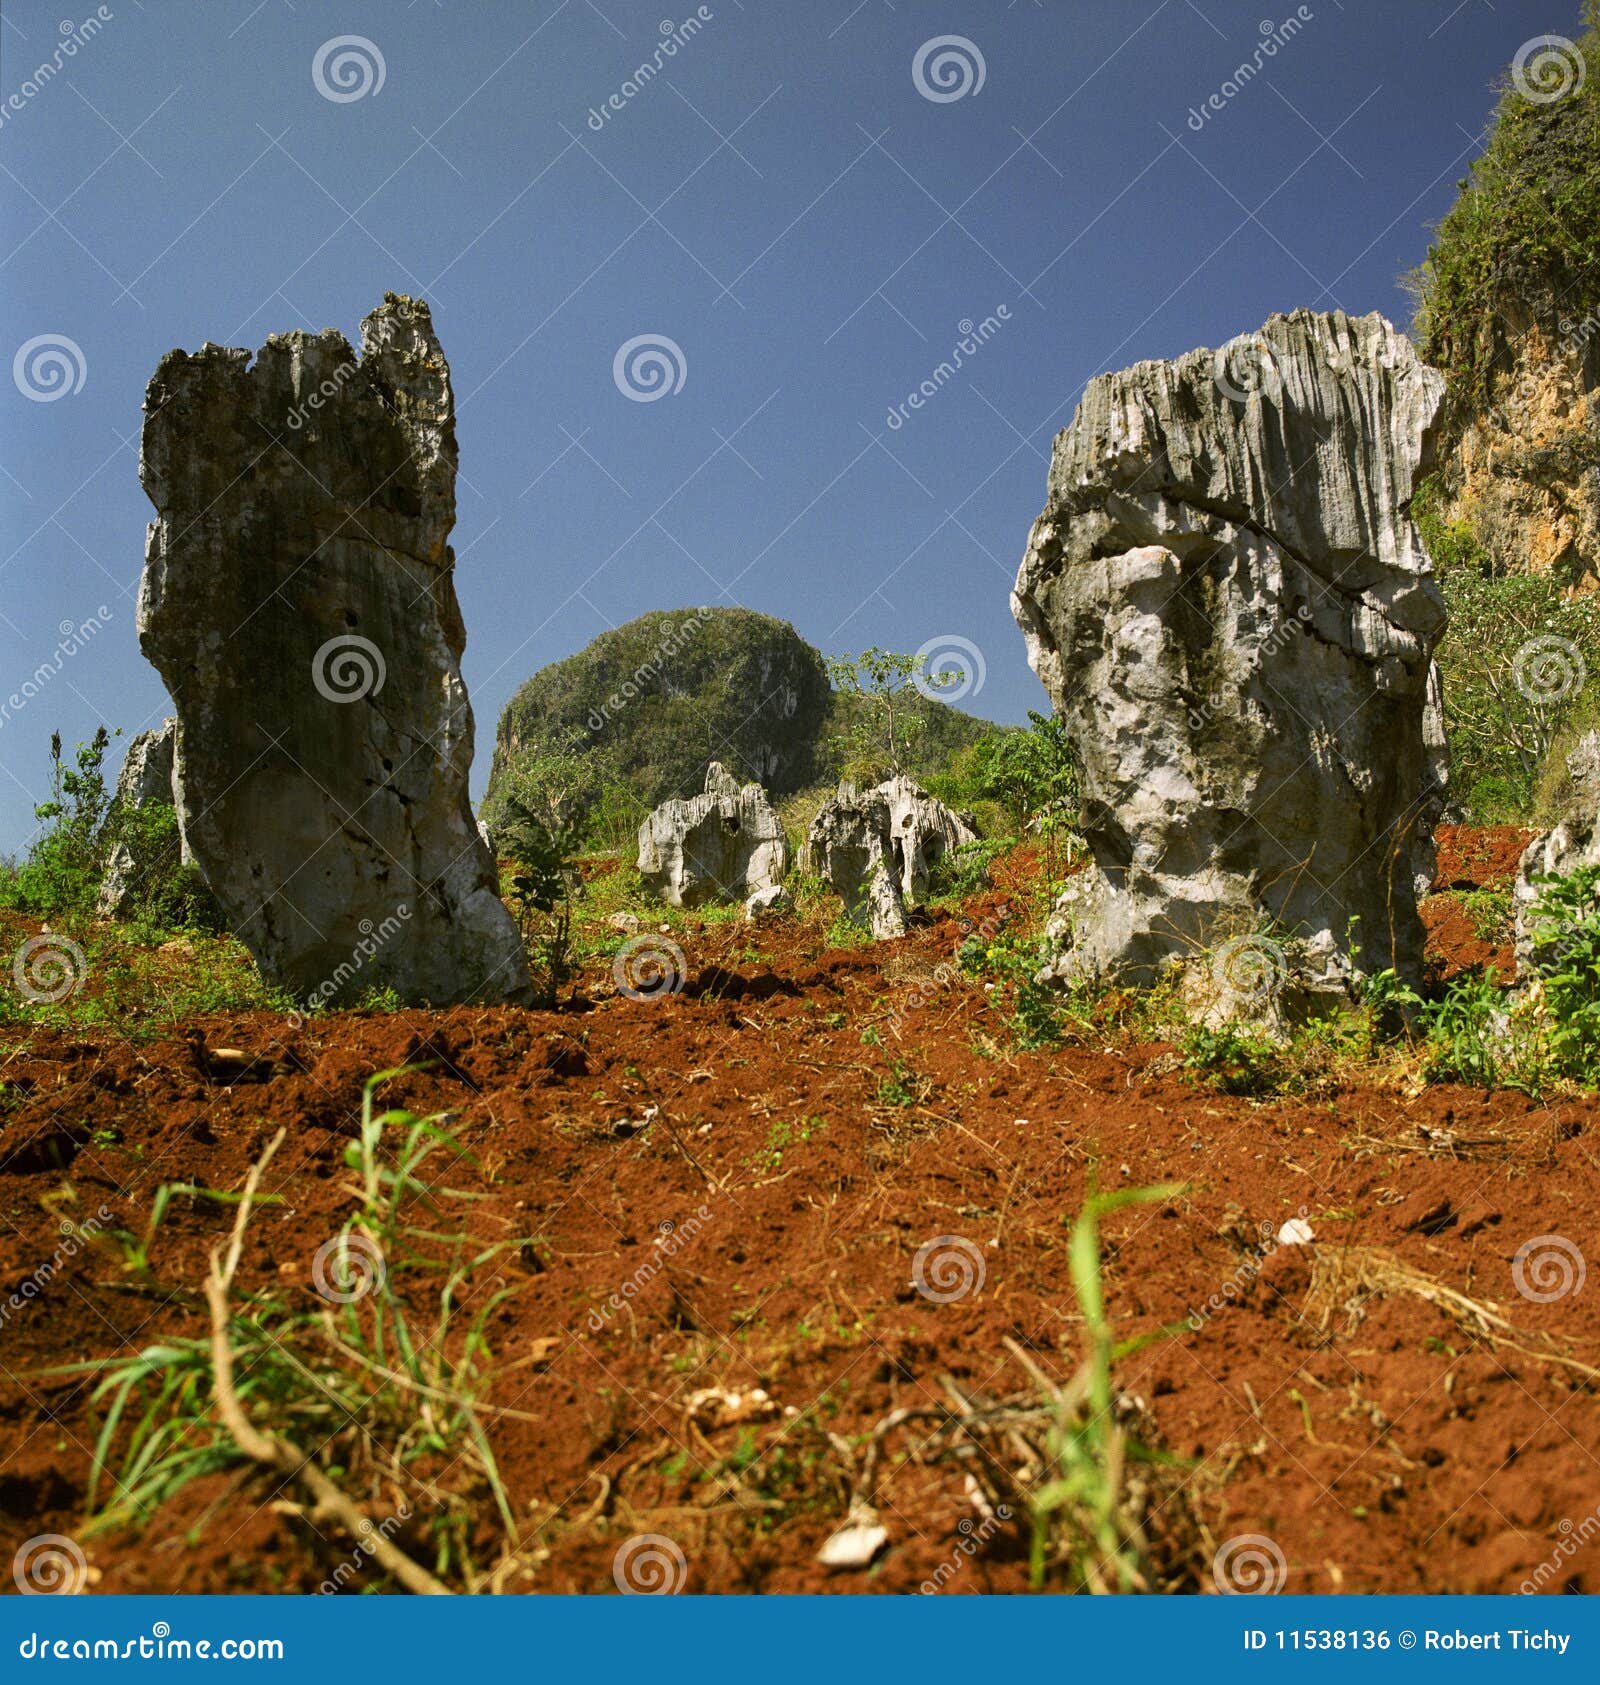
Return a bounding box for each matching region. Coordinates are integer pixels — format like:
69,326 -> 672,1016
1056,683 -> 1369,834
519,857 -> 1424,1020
1526,864 -> 1600,1081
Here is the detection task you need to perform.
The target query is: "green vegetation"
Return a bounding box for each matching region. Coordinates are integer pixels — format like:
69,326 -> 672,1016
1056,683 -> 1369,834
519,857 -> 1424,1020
824,646 -> 961,779
1410,2 -> 1600,419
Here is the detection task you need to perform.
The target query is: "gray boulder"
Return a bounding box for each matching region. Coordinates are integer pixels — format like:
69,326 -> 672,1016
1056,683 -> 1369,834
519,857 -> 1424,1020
1514,731 -> 1600,976
636,762 -> 788,908
806,784 -> 907,940
136,294 -> 531,1007
97,719 -> 181,917
1012,309 -> 1447,1000
877,775 -> 978,903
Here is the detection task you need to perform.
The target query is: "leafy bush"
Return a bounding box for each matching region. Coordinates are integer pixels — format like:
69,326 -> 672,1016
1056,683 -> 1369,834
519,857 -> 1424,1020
1177,1023 -> 1284,1096
0,728 -> 115,917
1430,564 -> 1600,818
1526,863 -> 1600,1081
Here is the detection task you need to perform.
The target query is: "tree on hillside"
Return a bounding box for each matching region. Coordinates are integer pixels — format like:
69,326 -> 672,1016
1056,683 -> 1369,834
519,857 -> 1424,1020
824,647 -> 959,780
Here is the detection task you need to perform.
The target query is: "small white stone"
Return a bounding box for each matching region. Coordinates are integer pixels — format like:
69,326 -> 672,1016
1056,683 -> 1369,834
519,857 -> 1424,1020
1276,1217 -> 1315,1247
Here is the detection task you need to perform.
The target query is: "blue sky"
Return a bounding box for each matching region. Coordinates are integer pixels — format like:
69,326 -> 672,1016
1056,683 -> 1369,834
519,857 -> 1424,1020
0,0 -> 1570,855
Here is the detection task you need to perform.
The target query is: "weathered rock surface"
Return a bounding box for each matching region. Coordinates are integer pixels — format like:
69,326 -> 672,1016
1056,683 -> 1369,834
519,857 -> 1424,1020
1013,309 -> 1447,997
1514,730 -> 1600,973
636,762 -> 788,908
877,775 -> 978,903
96,719 -> 179,917
136,294 -> 530,1007
805,784 -> 907,940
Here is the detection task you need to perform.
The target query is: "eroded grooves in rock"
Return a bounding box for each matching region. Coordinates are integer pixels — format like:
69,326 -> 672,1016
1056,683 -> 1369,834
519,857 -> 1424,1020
636,762 -> 789,908
877,775 -> 978,903
137,294 -> 530,1006
1012,309 -> 1448,996
97,719 -> 179,917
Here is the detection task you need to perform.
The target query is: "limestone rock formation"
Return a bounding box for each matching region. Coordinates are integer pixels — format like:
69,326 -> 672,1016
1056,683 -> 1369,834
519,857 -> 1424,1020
636,762 -> 788,908
877,775 -> 978,903
1012,309 -> 1447,998
805,784 -> 907,940
136,294 -> 530,1007
1514,730 -> 1600,974
97,719 -> 179,917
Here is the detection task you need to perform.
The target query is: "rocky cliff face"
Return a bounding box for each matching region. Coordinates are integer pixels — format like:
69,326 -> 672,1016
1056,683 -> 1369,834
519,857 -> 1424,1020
1013,309 -> 1447,997
137,294 -> 529,1007
1432,317 -> 1600,587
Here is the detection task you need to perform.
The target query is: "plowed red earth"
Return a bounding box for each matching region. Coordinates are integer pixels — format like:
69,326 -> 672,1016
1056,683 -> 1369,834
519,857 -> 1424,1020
3,834 -> 1597,1596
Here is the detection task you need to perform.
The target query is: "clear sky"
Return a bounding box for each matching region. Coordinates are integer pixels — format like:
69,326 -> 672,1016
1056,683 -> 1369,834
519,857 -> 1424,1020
0,0 -> 1571,855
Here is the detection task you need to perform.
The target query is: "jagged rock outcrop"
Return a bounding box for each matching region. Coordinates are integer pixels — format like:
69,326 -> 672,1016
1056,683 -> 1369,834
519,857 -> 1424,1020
805,784 -> 907,940
636,762 -> 788,908
876,775 -> 978,902
1012,309 -> 1447,1000
96,719 -> 179,917
1514,730 -> 1600,974
136,294 -> 530,1007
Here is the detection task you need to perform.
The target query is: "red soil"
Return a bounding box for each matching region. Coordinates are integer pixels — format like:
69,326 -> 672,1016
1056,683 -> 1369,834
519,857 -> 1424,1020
2,836 -> 1596,1596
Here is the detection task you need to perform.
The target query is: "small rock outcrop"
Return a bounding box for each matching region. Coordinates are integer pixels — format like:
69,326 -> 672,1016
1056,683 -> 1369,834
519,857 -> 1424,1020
636,763 -> 788,908
877,775 -> 978,902
97,719 -> 179,916
1514,731 -> 1600,973
806,784 -> 907,940
136,294 -> 530,1007
1012,309 -> 1447,999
